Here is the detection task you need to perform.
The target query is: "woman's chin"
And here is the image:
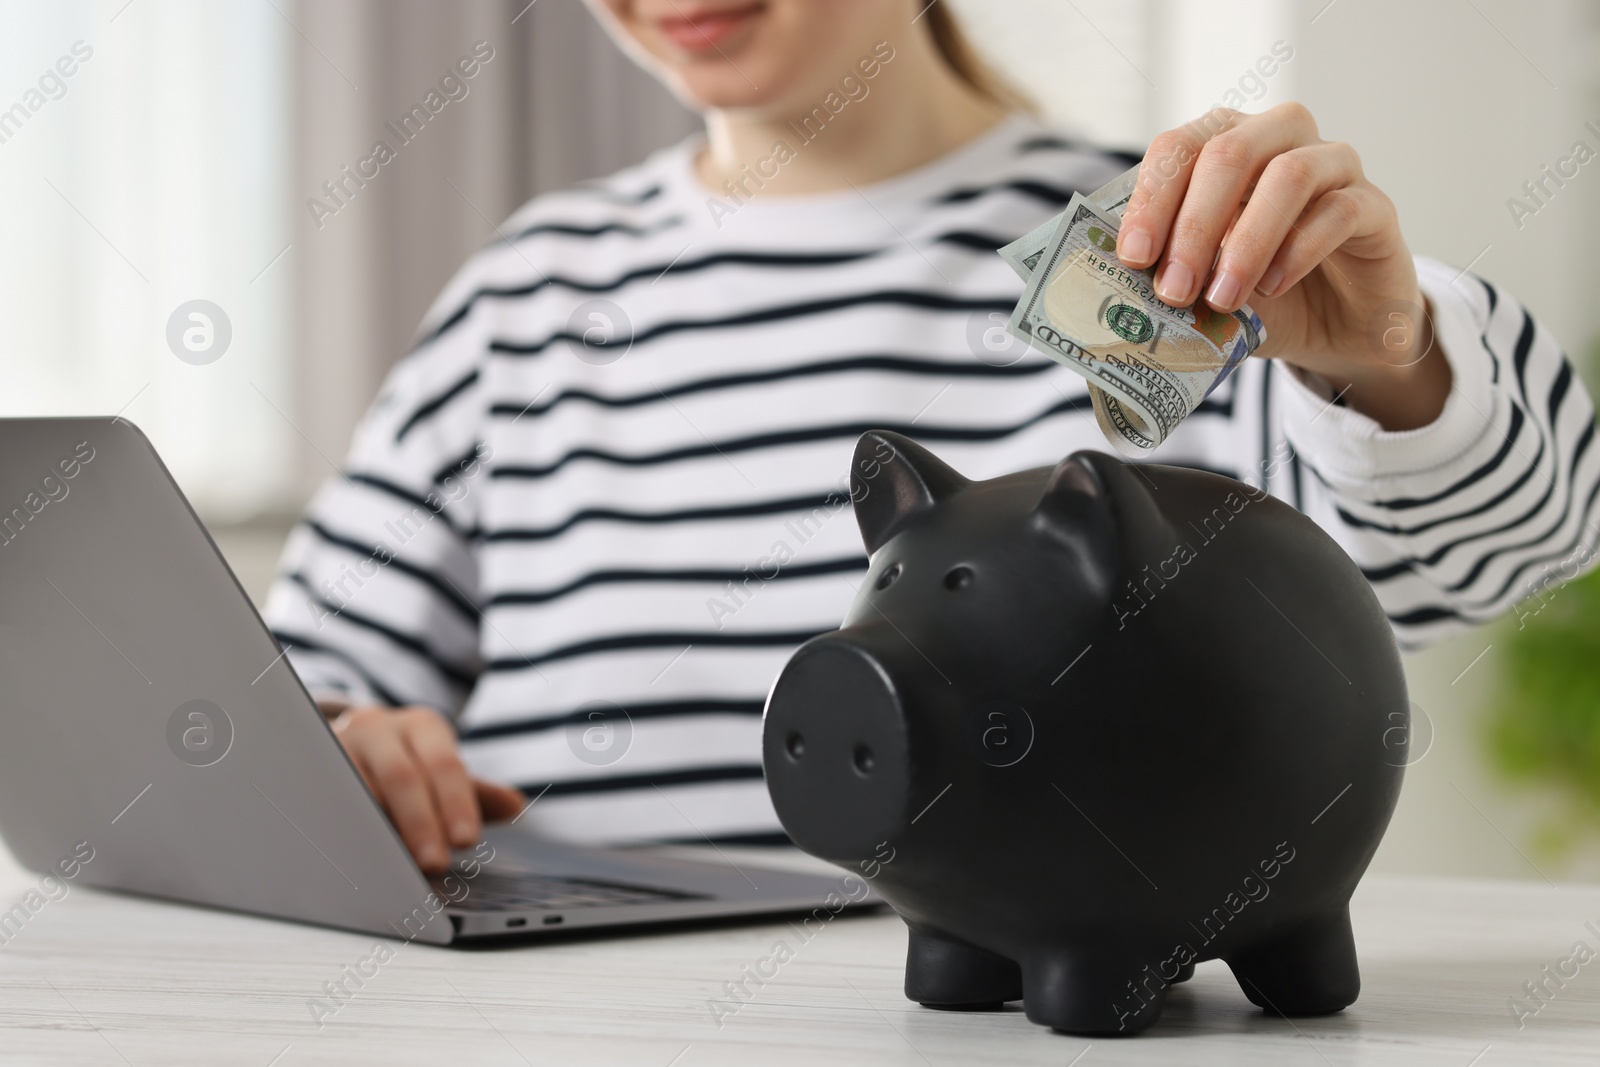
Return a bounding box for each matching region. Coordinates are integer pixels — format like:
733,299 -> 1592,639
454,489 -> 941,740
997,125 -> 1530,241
665,66 -> 792,113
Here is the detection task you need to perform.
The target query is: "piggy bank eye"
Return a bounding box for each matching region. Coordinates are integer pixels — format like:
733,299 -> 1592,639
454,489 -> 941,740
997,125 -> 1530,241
874,563 -> 902,591
853,744 -> 876,775
943,565 -> 974,591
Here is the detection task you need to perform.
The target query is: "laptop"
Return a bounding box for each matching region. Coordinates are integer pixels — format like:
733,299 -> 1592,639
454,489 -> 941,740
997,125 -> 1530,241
0,417 -> 876,945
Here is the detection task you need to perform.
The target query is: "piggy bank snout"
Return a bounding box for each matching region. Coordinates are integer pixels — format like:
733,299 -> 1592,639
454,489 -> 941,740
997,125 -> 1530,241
763,638 -> 911,863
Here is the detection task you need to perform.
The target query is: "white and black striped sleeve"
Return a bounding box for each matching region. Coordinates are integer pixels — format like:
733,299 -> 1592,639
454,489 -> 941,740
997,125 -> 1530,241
1279,255 -> 1600,648
260,334 -> 491,715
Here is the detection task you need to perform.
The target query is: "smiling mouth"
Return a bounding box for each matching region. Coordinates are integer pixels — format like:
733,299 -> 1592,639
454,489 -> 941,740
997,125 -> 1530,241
655,3 -> 765,53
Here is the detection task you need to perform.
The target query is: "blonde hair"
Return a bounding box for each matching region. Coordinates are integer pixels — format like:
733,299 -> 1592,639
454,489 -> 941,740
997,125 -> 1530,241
923,5 -> 1036,114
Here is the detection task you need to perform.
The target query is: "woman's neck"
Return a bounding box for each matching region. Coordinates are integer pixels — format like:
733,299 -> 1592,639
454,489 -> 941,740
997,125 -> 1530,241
695,36 -> 1011,197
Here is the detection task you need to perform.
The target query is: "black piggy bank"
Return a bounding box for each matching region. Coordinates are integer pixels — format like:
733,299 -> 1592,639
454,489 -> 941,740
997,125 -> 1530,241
762,431 -> 1407,1036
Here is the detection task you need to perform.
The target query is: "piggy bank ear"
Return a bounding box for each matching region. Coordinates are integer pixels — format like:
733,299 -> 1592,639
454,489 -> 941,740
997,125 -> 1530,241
851,430 -> 969,554
1030,451 -> 1124,586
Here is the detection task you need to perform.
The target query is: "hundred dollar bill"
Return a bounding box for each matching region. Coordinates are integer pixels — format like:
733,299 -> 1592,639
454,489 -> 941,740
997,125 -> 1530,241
1004,189 -> 1265,457
998,164 -> 1140,280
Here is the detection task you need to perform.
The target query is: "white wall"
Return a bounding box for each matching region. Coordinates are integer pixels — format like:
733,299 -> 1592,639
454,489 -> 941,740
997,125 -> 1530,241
950,0 -> 1298,148
0,0 -> 295,521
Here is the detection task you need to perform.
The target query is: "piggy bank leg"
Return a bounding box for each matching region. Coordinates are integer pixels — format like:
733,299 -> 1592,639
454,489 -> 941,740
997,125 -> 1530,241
1225,906 -> 1360,1016
1020,952 -> 1165,1035
905,927 -> 1022,1010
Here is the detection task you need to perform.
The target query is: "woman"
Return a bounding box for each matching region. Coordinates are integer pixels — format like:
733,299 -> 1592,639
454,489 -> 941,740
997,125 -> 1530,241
264,0 -> 1598,873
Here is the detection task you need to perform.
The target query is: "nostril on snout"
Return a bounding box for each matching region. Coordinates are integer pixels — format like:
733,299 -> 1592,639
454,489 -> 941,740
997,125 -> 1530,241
875,563 -> 902,591
853,744 -> 876,776
943,565 -> 973,590
786,732 -> 805,760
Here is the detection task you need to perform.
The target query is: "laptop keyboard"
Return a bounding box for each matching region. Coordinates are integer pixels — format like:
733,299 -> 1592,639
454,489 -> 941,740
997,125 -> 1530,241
432,867 -> 705,913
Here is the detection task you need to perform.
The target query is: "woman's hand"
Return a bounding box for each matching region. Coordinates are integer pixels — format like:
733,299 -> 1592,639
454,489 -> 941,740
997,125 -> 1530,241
330,705 -> 526,873
1116,102 -> 1451,431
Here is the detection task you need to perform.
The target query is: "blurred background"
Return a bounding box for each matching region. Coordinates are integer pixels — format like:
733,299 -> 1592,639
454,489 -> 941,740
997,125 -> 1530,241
3,0 -> 1598,881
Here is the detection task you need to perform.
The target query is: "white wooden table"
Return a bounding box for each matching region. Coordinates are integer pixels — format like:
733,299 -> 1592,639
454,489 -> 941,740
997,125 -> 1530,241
0,843 -> 1595,1066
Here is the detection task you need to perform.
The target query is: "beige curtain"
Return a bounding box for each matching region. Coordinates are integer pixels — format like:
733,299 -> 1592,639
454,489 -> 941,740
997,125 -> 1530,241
289,0 -> 698,494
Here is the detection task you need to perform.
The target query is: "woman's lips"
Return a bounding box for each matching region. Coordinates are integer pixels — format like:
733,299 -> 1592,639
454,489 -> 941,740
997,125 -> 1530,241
656,4 -> 762,52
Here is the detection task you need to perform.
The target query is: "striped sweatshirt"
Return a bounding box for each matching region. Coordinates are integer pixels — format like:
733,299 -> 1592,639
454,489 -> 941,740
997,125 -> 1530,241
262,114 -> 1600,846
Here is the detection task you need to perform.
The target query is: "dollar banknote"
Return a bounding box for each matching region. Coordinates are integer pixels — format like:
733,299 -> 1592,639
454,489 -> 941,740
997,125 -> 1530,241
1000,165 -> 1266,457
998,164 -> 1139,280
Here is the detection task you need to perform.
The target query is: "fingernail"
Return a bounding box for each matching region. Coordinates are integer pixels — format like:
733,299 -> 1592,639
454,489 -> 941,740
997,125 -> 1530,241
1118,229 -> 1153,265
449,820 -> 476,845
1258,266 -> 1286,297
1156,261 -> 1195,305
1205,270 -> 1243,310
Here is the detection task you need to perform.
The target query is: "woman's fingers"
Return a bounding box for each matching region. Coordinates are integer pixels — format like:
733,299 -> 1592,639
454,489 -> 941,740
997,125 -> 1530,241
1118,102 -> 1323,305
339,708 -> 451,871
475,779 -> 528,823
399,707 -> 482,850
332,705 -> 522,871
334,705 -> 478,873
1203,141 -> 1366,311
1254,184 -> 1389,302
1153,109 -> 1318,305
1117,116 -> 1225,270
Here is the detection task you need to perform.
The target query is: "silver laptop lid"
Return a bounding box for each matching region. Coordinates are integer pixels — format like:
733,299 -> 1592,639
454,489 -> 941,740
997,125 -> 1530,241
0,417 -> 452,944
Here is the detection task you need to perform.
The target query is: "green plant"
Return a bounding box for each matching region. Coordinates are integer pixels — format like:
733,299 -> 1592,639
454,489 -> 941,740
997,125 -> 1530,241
1487,521 -> 1600,855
